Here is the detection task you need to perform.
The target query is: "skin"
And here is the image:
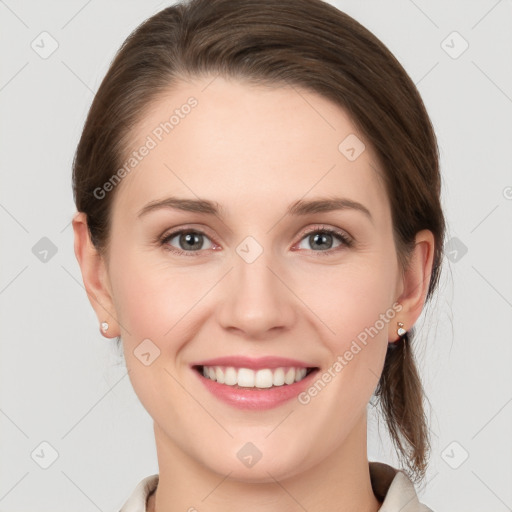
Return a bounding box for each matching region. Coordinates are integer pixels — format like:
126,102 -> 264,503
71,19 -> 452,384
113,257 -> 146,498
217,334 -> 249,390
73,75 -> 434,512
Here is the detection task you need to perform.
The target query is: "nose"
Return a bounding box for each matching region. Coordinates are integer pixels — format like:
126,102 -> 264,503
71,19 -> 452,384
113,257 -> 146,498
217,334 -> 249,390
217,248 -> 297,339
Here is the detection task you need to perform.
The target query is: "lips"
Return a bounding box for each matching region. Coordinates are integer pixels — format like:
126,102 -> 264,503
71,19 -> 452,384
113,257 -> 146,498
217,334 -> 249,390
190,355 -> 319,409
190,355 -> 315,370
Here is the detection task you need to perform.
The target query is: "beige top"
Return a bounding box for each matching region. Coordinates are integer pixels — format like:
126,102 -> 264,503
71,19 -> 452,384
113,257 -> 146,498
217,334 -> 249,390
118,462 -> 434,511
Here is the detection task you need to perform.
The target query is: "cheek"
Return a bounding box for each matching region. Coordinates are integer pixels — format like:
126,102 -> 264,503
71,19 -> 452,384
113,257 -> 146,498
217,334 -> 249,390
108,252 -> 198,417
109,249 -> 196,341
293,257 -> 397,347
111,247 -> 398,353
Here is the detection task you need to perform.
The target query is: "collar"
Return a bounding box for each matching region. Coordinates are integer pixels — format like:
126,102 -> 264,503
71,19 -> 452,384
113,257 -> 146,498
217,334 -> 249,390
119,462 -> 433,511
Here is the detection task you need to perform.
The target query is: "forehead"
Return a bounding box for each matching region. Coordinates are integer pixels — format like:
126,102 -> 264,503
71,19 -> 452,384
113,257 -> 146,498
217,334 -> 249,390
111,76 -> 389,222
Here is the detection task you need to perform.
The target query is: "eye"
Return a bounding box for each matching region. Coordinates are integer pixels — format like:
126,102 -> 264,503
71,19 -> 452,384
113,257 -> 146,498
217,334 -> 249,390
295,225 -> 353,255
158,224 -> 353,257
159,229 -> 215,256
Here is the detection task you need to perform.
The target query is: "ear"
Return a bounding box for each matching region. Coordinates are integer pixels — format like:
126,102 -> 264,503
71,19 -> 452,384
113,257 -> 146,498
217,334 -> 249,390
391,229 -> 435,341
72,211 -> 119,338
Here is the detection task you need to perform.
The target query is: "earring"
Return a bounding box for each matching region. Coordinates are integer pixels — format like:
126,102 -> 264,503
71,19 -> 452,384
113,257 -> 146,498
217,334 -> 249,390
101,322 -> 109,333
397,322 -> 406,337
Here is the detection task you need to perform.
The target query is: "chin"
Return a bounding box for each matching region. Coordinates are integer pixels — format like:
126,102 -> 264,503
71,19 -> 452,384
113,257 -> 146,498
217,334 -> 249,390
197,443 -> 314,484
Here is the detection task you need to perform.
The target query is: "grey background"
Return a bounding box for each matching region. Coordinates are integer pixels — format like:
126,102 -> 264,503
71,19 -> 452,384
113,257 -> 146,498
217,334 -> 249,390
1,0 -> 511,510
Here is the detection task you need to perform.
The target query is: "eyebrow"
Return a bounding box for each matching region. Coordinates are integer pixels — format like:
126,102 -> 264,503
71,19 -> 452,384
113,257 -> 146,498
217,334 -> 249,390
137,196 -> 373,222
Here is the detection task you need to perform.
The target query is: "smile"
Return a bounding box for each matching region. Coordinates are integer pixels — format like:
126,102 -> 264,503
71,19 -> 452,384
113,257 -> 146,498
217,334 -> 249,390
197,365 -> 316,388
191,356 -> 320,410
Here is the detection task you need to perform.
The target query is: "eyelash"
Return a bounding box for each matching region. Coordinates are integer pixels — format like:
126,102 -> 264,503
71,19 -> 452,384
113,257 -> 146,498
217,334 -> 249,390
157,224 -> 353,257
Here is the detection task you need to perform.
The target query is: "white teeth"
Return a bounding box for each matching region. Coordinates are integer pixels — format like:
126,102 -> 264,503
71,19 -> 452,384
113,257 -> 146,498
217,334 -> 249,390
237,368 -> 255,387
255,369 -> 273,388
295,368 -> 307,382
272,367 -> 285,386
200,366 -> 311,388
224,367 -> 237,386
215,367 -> 225,384
284,368 -> 295,385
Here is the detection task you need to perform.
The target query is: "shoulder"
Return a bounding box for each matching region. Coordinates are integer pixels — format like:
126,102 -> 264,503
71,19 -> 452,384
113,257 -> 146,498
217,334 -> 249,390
118,474 -> 159,512
370,462 -> 434,512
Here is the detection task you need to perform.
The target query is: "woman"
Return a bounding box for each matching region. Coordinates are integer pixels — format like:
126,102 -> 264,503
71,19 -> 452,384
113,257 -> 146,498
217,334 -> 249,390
72,0 -> 444,510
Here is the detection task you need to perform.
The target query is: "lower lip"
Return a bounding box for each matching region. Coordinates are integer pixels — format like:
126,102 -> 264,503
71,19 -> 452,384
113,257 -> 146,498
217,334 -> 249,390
193,368 -> 319,410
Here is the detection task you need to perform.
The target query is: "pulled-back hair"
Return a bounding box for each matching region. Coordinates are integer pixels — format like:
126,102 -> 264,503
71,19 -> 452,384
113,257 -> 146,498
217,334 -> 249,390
72,0 -> 445,483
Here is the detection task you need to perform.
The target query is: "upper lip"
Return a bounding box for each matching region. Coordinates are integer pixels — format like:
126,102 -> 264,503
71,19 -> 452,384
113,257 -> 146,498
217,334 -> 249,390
191,356 -> 317,370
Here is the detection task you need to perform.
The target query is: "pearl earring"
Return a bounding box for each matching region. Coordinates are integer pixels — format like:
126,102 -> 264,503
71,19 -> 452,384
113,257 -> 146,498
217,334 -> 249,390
101,322 -> 109,333
397,322 -> 406,337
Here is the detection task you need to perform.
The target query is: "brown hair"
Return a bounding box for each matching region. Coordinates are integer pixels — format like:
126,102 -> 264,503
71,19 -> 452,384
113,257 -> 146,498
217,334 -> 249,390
72,0 -> 445,484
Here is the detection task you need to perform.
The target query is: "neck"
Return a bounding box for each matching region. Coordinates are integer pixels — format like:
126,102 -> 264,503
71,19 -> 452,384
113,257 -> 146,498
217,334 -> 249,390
148,414 -> 381,512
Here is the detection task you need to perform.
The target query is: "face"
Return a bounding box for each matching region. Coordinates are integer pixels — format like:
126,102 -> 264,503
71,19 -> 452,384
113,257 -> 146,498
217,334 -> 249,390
96,76 -> 405,482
